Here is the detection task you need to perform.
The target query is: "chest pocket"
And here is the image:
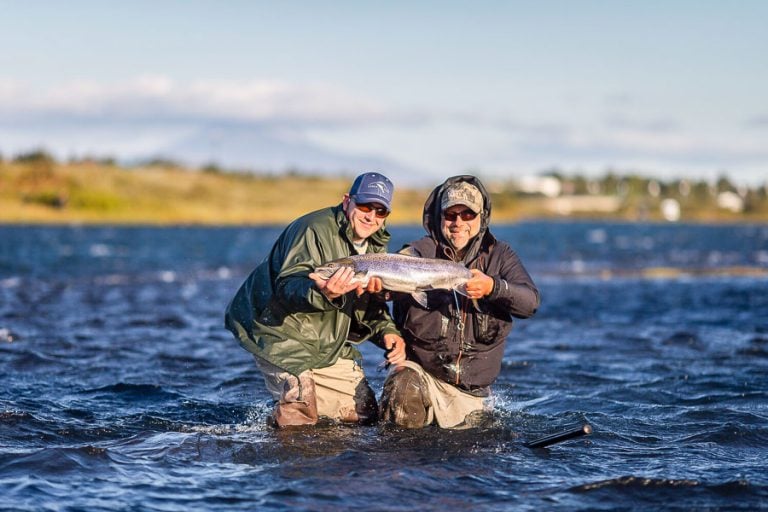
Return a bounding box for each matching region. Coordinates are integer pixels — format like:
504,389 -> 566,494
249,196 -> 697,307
472,303 -> 513,345
399,293 -> 452,343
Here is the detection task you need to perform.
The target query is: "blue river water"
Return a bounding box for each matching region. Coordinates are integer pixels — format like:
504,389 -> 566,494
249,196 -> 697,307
1,221 -> 767,511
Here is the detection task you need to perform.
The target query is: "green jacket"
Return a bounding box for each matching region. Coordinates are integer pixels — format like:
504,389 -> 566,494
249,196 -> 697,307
224,204 -> 400,376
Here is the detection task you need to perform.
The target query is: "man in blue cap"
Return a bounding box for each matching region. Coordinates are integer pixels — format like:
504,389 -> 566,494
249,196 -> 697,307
226,172 -> 406,427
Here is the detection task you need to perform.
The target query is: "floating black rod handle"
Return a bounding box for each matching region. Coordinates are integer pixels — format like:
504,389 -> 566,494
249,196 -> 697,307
524,423 -> 593,449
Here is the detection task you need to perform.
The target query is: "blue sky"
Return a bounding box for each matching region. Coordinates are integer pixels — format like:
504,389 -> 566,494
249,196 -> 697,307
1,0 -> 767,185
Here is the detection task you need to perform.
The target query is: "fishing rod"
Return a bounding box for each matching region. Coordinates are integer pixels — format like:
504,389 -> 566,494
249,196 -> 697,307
524,423 -> 592,449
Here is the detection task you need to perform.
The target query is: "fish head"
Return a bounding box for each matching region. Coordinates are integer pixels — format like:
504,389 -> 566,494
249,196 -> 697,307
313,257 -> 356,280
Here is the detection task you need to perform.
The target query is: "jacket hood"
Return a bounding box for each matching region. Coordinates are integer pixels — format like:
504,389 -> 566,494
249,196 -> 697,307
422,175 -> 493,264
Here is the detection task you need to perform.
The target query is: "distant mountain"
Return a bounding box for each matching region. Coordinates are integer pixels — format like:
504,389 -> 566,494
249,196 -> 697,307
155,124 -> 415,180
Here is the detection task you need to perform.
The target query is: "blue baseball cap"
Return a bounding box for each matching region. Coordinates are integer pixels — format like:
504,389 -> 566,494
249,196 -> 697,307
349,172 -> 394,212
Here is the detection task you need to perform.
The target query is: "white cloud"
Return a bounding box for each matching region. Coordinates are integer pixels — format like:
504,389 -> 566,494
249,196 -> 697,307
1,76 -> 766,185
0,76 -> 392,125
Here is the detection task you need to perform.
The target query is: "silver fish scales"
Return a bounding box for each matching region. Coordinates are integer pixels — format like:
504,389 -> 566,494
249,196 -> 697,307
314,253 -> 471,307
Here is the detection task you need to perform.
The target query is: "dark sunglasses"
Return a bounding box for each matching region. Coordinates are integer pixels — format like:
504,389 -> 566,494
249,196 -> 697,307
443,209 -> 478,222
355,202 -> 390,218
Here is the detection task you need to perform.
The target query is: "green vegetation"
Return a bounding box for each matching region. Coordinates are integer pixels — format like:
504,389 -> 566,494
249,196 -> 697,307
0,155 -> 429,224
1,152 -> 766,225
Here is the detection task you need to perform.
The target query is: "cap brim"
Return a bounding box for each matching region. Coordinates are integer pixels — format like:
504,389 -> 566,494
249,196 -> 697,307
352,194 -> 392,211
441,199 -> 480,213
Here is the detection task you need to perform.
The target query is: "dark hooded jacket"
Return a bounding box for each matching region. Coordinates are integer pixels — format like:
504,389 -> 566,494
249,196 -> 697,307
225,204 -> 400,377
392,175 -> 540,394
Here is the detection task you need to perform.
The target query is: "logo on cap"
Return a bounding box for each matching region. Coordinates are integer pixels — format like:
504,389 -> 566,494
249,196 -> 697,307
368,181 -> 390,196
441,182 -> 483,213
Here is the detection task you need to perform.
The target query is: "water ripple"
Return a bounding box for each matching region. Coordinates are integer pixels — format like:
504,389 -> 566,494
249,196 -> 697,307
2,224 -> 767,511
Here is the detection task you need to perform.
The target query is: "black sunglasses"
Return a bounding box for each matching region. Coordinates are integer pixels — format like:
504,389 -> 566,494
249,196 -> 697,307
443,209 -> 478,222
355,202 -> 390,218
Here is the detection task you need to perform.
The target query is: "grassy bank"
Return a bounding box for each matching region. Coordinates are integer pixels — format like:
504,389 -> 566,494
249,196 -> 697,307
0,160 -> 434,225
1,159 -> 766,225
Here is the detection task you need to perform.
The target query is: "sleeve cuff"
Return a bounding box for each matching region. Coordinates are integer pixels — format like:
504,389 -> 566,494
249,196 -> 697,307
489,277 -> 510,302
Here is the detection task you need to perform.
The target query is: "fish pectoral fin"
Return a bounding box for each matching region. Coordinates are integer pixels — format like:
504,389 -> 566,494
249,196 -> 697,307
411,291 -> 429,308
454,284 -> 470,297
453,286 -> 479,309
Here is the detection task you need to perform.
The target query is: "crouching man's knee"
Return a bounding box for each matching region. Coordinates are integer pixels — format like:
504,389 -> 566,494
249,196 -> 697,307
273,371 -> 318,428
379,367 -> 430,429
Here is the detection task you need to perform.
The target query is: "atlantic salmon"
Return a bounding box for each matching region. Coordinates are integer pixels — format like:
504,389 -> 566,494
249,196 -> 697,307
314,253 -> 471,307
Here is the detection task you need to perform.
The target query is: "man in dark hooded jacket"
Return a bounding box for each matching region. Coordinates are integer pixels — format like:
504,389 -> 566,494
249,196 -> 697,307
380,175 -> 539,429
